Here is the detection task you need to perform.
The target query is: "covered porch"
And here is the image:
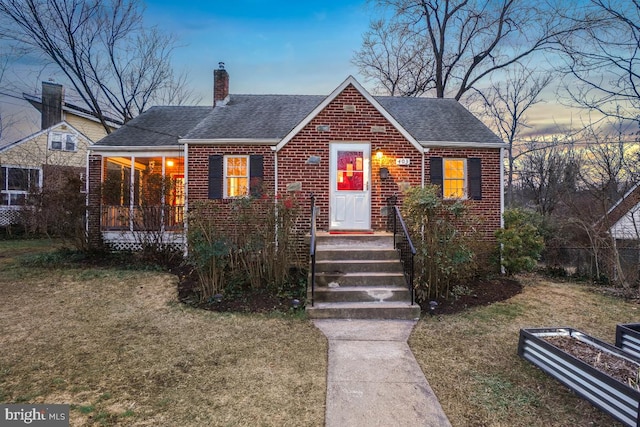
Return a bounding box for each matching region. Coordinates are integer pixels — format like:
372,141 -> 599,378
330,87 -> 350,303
96,150 -> 186,250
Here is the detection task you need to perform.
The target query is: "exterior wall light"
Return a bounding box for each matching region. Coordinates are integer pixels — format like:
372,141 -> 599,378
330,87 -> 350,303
375,148 -> 383,160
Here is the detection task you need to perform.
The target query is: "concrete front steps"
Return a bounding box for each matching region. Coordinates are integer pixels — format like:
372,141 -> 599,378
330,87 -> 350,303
306,233 -> 420,320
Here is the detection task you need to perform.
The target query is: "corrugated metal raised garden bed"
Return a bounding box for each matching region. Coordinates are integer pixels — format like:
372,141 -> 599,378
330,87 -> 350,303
617,324 -> 640,360
518,327 -> 640,427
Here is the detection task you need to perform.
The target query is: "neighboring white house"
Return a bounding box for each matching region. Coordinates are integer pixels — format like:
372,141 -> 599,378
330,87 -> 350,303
606,183 -> 640,241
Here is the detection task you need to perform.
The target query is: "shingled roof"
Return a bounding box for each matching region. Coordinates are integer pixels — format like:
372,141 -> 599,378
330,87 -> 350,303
94,83 -> 503,148
96,106 -> 211,147
376,97 -> 502,144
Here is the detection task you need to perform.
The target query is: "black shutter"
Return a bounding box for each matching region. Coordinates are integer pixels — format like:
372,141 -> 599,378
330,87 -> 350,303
249,155 -> 264,197
430,157 -> 443,197
208,155 -> 223,199
468,157 -> 482,200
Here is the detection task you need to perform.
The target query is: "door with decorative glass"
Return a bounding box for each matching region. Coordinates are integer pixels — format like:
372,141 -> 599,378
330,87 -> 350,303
329,143 -> 371,230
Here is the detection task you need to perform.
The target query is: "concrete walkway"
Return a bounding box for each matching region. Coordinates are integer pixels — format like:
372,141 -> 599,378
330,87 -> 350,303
314,319 -> 451,427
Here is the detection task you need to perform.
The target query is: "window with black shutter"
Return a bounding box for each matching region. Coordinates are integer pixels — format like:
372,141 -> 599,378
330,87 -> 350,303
209,154 -> 264,199
429,156 -> 482,200
208,155 -> 223,199
468,158 -> 482,200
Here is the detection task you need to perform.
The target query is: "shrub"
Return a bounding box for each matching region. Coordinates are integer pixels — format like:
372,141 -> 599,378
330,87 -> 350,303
186,193 -> 302,302
227,194 -> 300,289
496,208 -> 545,275
402,185 -> 478,302
187,203 -> 229,302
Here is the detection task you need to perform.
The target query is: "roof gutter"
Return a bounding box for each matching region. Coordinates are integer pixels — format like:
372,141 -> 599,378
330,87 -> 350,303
90,144 -> 183,152
420,140 -> 507,149
178,138 -> 280,145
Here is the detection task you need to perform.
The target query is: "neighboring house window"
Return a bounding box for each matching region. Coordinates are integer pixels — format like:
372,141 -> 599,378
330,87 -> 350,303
0,166 -> 41,206
208,155 -> 264,199
49,132 -> 77,152
430,157 -> 482,200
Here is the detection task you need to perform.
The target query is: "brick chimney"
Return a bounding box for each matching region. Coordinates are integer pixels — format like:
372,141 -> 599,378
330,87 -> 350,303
41,81 -> 64,129
214,62 -> 229,106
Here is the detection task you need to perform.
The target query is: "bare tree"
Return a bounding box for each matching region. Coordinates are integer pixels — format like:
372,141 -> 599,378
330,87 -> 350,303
518,137 -> 578,216
559,0 -> 640,123
577,120 -> 640,206
354,19 -> 435,96
473,65 -> 552,206
0,0 -> 196,133
354,0 -> 578,99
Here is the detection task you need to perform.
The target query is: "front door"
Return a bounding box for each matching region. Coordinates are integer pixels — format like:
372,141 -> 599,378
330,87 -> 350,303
329,143 -> 371,230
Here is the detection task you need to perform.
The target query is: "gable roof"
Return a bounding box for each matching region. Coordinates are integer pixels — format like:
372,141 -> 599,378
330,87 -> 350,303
93,76 -> 504,150
272,76 -> 424,152
0,121 -> 93,154
600,183 -> 640,233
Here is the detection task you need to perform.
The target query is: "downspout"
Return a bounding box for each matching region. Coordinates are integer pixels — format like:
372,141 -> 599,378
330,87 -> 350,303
273,146 -> 278,249
421,148 -> 426,188
183,140 -> 189,257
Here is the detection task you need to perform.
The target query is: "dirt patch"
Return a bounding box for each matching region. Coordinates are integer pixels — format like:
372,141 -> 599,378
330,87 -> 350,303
545,336 -> 640,387
422,277 -> 523,315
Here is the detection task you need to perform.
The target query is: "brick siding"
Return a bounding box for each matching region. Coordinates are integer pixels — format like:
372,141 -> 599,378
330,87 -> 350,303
88,83 -> 502,258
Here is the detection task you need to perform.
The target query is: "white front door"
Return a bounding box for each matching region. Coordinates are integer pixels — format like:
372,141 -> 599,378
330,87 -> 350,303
329,143 -> 371,230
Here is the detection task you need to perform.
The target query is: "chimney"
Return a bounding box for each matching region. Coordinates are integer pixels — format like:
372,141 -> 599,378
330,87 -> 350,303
214,62 -> 229,106
41,81 -> 64,130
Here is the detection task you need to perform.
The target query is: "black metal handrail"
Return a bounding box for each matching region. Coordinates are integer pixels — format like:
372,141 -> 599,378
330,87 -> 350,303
388,198 -> 416,305
309,194 -> 318,307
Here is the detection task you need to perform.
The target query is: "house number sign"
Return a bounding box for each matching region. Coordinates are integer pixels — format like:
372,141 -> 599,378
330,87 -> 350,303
396,158 -> 410,165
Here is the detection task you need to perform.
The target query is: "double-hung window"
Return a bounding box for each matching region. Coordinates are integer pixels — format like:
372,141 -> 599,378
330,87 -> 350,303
430,157 -> 482,200
443,159 -> 466,199
0,166 -> 41,206
208,155 -> 264,199
224,156 -> 249,198
49,132 -> 77,152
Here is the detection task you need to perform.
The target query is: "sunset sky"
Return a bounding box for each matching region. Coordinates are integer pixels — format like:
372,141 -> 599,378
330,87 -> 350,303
0,0 -> 588,144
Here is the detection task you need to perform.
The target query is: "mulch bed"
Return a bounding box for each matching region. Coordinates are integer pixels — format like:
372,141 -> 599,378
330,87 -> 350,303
544,336 -> 640,387
423,277 -> 523,315
175,265 -> 305,313
177,262 -> 523,315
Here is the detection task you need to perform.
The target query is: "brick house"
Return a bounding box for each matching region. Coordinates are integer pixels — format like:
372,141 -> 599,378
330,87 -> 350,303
87,65 -> 505,253
0,82 -> 120,226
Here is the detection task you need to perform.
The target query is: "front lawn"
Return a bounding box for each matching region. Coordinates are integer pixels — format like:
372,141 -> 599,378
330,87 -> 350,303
0,240 -> 327,426
2,239 -> 638,426
410,274 -> 637,426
